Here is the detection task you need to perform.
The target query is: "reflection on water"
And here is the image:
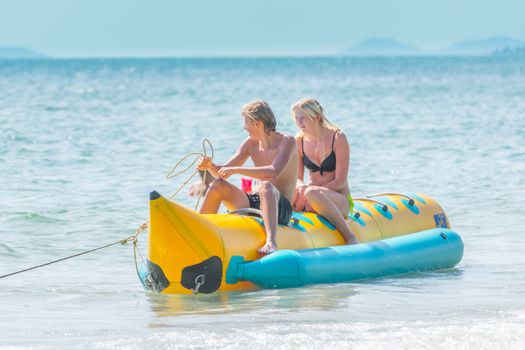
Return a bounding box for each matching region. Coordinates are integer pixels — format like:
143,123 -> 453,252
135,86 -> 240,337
147,284 -> 358,317
144,265 -> 465,318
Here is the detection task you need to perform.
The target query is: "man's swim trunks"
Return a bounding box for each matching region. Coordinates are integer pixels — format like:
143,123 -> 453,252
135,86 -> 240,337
245,192 -> 293,225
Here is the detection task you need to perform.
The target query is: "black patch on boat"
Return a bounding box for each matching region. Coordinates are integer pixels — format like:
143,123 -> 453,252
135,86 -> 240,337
181,256 -> 222,294
150,191 -> 161,200
143,260 -> 170,292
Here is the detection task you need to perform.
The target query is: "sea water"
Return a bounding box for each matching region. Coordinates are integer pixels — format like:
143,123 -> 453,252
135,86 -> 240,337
1,56 -> 524,349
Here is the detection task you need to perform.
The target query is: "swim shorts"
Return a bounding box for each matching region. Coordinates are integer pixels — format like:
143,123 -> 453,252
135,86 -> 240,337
245,192 -> 293,225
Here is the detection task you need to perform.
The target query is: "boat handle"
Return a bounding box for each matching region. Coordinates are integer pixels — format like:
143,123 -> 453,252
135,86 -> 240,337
366,192 -> 415,206
353,197 -> 389,212
229,208 -> 301,225
229,208 -> 263,217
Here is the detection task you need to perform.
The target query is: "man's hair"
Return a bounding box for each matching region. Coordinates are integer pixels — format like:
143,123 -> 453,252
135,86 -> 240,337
241,100 -> 276,135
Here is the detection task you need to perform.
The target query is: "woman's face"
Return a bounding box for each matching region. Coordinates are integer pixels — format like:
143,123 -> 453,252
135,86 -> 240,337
294,110 -> 318,133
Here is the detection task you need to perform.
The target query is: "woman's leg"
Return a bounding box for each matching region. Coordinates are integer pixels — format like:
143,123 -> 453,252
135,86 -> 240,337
199,178 -> 250,214
304,186 -> 358,244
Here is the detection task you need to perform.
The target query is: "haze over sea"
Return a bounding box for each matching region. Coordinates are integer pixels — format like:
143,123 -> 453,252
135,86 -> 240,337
1,56 -> 524,349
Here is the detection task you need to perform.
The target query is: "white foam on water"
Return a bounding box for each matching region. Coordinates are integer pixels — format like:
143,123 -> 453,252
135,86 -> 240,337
88,310 -> 525,350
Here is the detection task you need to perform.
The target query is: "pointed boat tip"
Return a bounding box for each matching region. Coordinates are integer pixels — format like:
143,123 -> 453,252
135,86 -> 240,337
150,191 -> 162,201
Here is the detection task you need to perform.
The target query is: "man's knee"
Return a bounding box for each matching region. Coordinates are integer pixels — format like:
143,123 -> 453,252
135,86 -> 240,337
259,181 -> 278,199
208,178 -> 227,194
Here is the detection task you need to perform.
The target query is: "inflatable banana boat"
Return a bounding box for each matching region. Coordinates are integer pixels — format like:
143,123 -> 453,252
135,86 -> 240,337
138,191 -> 463,294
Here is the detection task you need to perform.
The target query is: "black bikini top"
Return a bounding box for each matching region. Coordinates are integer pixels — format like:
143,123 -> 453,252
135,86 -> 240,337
302,131 -> 337,175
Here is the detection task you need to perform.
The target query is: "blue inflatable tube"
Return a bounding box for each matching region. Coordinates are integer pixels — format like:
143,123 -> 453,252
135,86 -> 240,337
226,228 -> 463,289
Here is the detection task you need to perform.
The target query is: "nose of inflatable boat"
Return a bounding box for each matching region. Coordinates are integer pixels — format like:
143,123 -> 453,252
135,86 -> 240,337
143,191 -> 224,294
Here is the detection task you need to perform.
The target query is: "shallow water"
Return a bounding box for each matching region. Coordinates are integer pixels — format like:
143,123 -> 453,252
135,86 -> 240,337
1,56 -> 524,349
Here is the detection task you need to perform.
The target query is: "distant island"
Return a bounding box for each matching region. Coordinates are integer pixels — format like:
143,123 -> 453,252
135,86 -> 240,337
441,37 -> 525,55
493,45 -> 525,56
342,36 -> 525,56
0,47 -> 47,59
2,39 -> 525,59
342,37 -> 422,56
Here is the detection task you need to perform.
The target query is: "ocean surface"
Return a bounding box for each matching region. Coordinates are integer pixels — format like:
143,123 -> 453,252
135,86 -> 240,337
1,56 -> 524,349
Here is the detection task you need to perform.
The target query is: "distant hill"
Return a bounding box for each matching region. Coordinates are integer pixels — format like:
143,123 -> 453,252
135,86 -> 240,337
442,37 -> 525,55
0,47 -> 47,59
493,45 -> 525,56
342,38 -> 423,56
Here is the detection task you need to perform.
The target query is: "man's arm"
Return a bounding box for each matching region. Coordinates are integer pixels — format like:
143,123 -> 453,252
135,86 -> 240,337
198,138 -> 252,178
221,136 -> 296,180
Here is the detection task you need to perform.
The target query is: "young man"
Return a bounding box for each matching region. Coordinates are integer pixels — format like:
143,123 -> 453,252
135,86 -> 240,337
197,100 -> 297,254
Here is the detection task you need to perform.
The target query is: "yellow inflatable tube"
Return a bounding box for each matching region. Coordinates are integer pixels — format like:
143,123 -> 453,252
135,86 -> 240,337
140,191 -> 450,294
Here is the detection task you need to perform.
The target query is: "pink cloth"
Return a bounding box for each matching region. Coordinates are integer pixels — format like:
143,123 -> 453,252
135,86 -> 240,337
241,177 -> 253,193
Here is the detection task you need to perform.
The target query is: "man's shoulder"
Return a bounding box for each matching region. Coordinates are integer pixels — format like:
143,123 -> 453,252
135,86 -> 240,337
274,133 -> 296,156
240,137 -> 257,148
277,132 -> 296,143
236,137 -> 257,155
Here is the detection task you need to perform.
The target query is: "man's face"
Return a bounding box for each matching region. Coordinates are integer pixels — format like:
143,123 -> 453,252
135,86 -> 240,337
243,115 -> 259,136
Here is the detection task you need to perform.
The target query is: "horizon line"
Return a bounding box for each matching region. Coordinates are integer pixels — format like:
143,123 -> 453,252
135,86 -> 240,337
0,52 -> 518,60
2,35 -> 525,59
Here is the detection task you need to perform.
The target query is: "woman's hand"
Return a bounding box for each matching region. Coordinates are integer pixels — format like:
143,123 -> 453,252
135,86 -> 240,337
304,200 -> 314,212
293,186 -> 308,212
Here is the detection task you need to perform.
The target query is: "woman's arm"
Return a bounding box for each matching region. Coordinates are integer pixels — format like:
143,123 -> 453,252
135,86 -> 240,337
322,131 -> 350,191
293,135 -> 308,210
296,135 -> 305,185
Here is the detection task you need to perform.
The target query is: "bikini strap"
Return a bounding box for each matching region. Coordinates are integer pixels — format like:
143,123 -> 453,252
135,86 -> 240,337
331,131 -> 337,150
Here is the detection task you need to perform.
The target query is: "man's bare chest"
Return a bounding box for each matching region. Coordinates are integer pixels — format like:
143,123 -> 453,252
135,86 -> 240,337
250,148 -> 279,166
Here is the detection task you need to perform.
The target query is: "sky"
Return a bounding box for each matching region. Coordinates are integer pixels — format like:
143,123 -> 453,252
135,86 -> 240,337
1,0 -> 524,57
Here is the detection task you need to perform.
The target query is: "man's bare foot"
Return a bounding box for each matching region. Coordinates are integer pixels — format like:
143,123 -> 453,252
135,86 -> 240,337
257,241 -> 277,254
345,235 -> 359,245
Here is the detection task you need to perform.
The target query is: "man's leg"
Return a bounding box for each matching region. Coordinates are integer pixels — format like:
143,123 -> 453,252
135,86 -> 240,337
257,181 -> 279,253
199,178 -> 250,214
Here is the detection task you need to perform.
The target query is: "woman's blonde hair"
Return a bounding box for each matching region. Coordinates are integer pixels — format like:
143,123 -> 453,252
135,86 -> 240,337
241,100 -> 276,135
291,98 -> 339,135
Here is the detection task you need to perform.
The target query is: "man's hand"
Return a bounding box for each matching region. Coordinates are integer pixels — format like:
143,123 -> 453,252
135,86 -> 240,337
197,156 -> 213,171
218,167 -> 237,180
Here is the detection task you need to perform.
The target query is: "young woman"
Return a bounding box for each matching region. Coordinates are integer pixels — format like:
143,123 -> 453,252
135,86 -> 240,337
291,98 -> 358,244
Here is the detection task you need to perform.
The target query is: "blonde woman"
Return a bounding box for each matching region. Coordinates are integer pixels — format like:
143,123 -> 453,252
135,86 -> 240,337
291,98 -> 358,244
